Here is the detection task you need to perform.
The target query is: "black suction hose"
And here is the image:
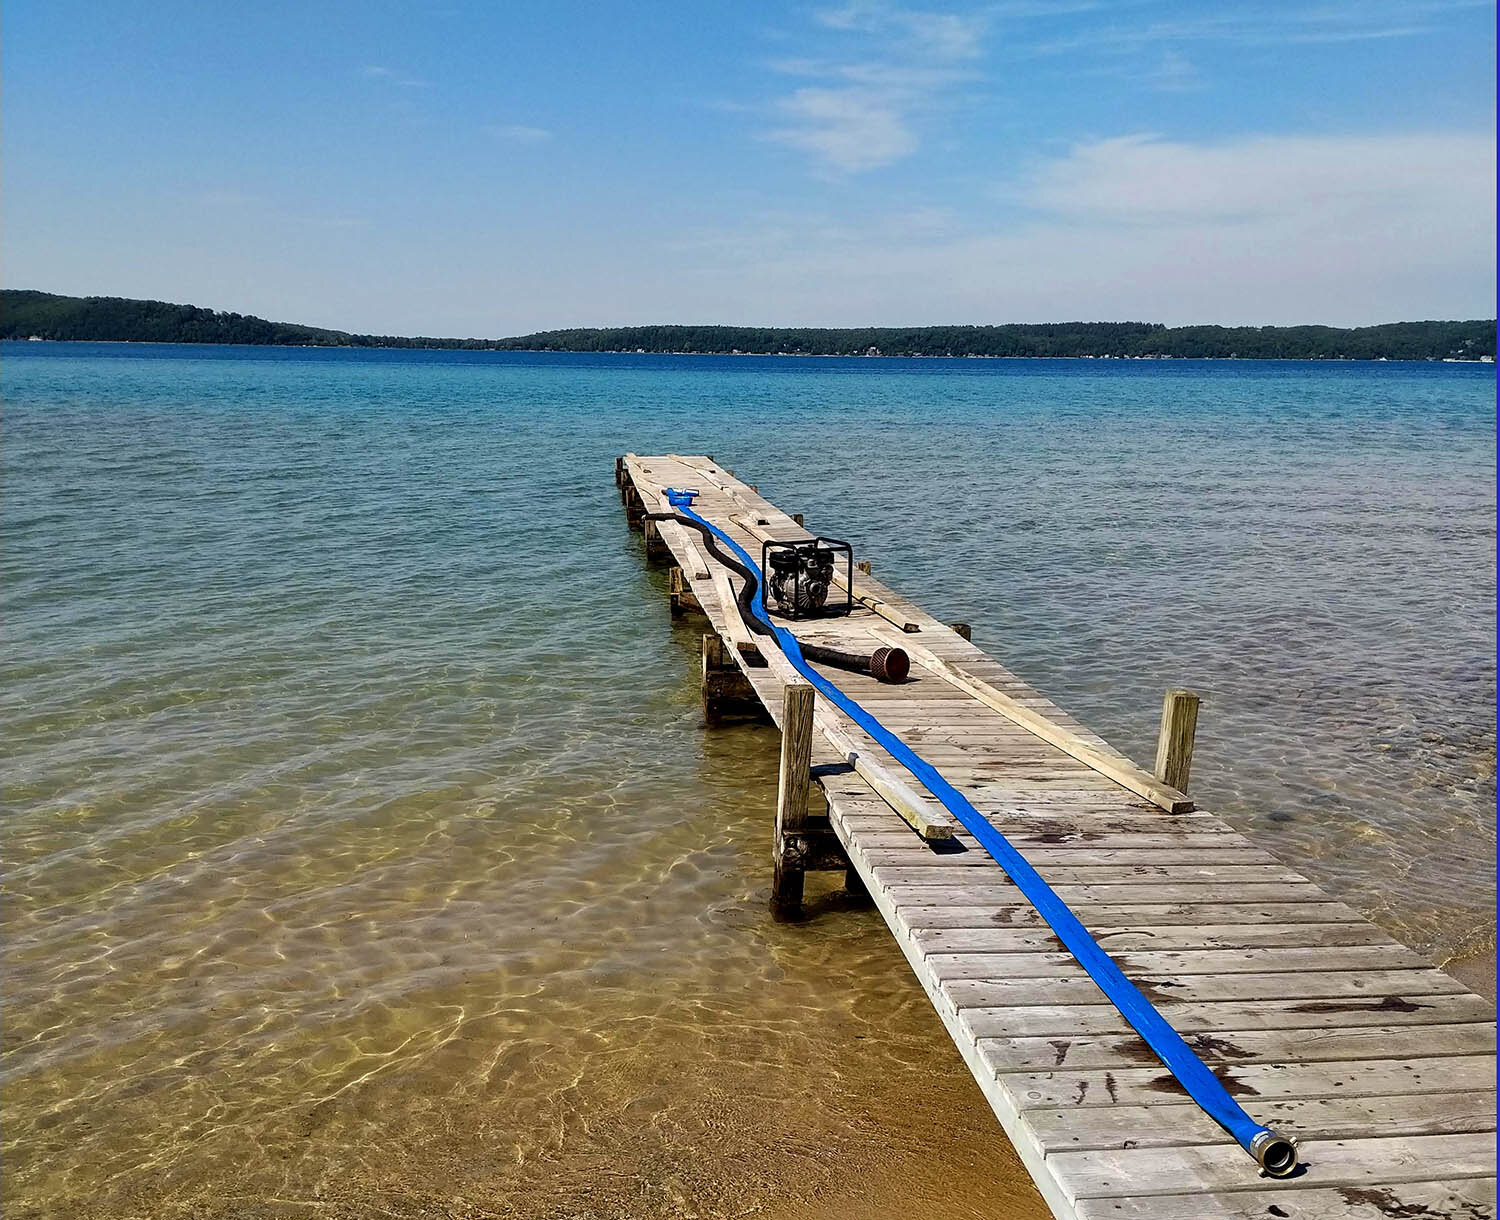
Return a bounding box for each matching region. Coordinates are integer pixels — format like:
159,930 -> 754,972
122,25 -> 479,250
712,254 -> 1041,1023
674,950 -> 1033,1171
643,512 -> 908,683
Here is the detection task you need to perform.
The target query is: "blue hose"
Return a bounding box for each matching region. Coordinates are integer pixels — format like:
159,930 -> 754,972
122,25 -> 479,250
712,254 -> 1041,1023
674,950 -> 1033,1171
665,488 -> 1298,1177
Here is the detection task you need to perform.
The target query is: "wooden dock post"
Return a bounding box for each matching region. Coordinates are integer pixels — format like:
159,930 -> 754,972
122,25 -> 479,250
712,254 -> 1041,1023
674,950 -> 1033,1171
950,622 -> 972,641
772,681 -> 815,915
614,455 -> 625,487
856,560 -> 872,575
643,516 -> 664,557
1154,688 -> 1201,793
701,633 -> 757,724
669,565 -> 686,616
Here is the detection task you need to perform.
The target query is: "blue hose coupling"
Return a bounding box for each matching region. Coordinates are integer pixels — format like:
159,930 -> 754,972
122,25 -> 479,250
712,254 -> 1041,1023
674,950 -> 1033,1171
1249,1130 -> 1299,1177
665,488 -> 700,508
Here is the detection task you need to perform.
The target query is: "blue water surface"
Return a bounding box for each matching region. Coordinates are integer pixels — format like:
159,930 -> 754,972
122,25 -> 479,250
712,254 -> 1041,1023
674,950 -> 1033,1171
6,342 -> 1495,951
4,339 -> 1495,1214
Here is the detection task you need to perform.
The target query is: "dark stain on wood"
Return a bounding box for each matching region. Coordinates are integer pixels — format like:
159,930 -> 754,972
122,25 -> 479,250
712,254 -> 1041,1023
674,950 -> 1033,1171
1146,1069 -> 1259,1098
1337,1185 -> 1489,1219
1135,977 -> 1187,1003
1112,1039 -> 1160,1064
1292,995 -> 1428,1014
1188,1032 -> 1256,1061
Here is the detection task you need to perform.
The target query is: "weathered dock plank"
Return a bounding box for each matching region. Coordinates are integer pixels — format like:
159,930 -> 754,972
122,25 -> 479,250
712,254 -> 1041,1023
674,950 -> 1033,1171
617,454 -> 1497,1220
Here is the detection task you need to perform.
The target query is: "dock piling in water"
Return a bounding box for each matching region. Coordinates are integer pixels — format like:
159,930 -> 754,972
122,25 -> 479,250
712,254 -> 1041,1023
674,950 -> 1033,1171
1154,688 -> 1201,793
668,565 -> 699,616
772,681 -> 816,915
700,632 -> 759,725
643,515 -> 664,557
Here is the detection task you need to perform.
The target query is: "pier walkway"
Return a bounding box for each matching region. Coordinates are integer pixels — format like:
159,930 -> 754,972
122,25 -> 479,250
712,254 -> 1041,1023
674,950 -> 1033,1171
617,453 -> 1496,1220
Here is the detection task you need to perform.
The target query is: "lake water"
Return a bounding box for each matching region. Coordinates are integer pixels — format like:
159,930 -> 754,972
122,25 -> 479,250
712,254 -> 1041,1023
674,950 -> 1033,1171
3,343 -> 1495,1218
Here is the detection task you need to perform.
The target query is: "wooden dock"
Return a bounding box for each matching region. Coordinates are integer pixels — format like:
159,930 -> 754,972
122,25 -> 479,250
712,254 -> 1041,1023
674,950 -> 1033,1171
617,453 -> 1497,1220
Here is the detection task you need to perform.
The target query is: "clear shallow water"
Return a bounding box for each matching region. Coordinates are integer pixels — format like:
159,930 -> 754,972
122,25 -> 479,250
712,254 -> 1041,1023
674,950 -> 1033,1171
3,343 -> 1495,1218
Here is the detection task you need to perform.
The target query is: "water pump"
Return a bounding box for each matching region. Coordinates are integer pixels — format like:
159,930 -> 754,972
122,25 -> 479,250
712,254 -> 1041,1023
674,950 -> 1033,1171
761,538 -> 854,620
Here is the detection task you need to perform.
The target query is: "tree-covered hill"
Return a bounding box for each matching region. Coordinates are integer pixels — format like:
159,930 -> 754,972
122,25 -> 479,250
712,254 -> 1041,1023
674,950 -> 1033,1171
0,290 -> 478,349
4,290 -> 1494,360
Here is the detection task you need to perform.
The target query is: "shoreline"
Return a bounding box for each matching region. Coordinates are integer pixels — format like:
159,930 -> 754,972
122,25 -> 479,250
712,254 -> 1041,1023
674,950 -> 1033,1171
5,338 -> 1496,363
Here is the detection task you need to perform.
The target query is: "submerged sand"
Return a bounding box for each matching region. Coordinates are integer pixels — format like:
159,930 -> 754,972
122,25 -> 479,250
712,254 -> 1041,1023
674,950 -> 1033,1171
1443,945 -> 1498,1001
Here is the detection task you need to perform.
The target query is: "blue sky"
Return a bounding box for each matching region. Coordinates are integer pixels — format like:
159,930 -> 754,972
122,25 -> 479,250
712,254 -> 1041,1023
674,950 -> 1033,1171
6,1 -> 1495,333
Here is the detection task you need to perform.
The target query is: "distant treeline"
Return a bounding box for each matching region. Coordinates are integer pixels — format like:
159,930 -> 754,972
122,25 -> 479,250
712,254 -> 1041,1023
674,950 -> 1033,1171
4,290 -> 1495,361
490,321 -> 1498,360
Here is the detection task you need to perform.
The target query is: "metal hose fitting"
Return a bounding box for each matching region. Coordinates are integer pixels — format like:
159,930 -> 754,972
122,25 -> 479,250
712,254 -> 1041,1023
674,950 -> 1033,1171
1249,1130 -> 1299,1177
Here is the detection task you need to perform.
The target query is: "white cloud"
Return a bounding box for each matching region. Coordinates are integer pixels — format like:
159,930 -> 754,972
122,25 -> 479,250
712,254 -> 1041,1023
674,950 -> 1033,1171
1021,1 -> 1493,57
677,131 -> 1497,326
1022,132 -> 1494,228
767,88 -> 916,172
763,3 -> 987,174
489,123 -> 552,145
817,2 -> 986,59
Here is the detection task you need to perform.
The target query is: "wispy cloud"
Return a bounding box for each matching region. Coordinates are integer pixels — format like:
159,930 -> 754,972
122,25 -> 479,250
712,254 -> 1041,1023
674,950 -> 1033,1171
1145,49 -> 1202,92
674,131 -> 1495,325
1020,0 -> 1492,57
768,87 -> 918,172
362,64 -> 430,88
762,2 -> 987,174
816,1 -> 986,60
488,123 -> 552,145
1017,131 -> 1496,228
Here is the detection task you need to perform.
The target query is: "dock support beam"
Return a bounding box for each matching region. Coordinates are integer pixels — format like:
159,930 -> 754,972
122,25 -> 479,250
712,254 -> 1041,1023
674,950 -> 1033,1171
950,622 -> 972,641
772,681 -> 815,916
643,516 -> 664,558
1154,688 -> 1201,794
